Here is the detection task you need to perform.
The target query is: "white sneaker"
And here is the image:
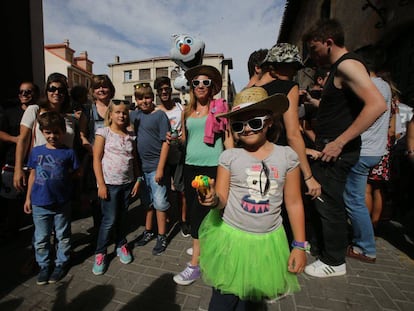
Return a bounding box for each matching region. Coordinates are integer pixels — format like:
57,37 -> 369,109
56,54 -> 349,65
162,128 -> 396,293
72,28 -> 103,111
304,259 -> 346,278
186,247 -> 193,256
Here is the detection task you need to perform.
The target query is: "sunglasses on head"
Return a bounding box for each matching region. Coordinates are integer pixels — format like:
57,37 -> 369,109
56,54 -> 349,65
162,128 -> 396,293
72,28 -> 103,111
192,79 -> 212,88
19,89 -> 33,96
230,116 -> 270,134
112,99 -> 130,105
134,83 -> 151,89
47,86 -> 66,93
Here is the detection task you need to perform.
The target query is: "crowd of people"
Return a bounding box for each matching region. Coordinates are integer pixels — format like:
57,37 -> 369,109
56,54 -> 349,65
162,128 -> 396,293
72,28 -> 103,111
1,18 -> 413,310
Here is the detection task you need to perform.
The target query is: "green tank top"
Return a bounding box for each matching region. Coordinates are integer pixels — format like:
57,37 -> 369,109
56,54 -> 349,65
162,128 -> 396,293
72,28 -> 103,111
185,116 -> 223,166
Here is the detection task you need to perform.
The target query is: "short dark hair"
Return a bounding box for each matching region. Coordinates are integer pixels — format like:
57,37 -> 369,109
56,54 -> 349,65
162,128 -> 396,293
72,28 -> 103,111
154,76 -> 171,90
247,49 -> 268,78
302,19 -> 345,47
38,111 -> 66,133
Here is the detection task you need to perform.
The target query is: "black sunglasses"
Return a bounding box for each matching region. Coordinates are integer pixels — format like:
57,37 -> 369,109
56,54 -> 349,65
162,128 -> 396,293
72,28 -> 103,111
231,116 -> 270,134
19,89 -> 33,96
260,161 -> 270,196
192,79 -> 211,88
47,86 -> 66,93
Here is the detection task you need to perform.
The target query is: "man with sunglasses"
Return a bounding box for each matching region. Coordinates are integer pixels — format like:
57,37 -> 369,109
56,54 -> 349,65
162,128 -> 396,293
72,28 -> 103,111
154,76 -> 190,238
0,81 -> 39,241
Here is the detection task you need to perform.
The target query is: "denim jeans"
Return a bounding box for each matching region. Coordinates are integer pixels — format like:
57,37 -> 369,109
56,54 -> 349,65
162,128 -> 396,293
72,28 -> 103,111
343,155 -> 381,256
310,150 -> 359,265
95,183 -> 132,254
32,202 -> 71,268
140,171 -> 170,211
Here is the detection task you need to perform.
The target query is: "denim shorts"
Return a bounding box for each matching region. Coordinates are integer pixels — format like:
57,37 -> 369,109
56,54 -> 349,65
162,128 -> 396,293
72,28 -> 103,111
140,171 -> 170,212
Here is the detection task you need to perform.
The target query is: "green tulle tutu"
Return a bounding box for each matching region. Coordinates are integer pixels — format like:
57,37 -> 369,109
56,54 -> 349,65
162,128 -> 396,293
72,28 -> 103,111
199,209 -> 300,301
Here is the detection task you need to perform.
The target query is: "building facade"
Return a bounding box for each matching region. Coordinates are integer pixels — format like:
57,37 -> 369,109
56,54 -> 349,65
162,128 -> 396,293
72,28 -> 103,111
108,54 -> 235,106
45,40 -> 94,89
278,0 -> 414,105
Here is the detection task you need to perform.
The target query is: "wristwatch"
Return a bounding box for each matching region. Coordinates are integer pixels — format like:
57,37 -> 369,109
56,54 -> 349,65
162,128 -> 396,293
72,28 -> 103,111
291,240 -> 310,251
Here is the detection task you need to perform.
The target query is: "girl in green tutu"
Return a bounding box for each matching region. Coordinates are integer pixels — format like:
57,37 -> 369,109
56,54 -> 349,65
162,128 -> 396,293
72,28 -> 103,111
198,87 -> 308,310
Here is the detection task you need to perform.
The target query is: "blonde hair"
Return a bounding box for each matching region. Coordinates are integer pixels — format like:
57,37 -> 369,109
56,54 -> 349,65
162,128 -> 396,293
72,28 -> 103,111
134,83 -> 154,99
104,100 -> 131,127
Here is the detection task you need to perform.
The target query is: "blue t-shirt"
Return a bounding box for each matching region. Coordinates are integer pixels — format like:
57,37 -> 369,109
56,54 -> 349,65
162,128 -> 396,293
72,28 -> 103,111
27,145 -> 79,206
130,109 -> 170,173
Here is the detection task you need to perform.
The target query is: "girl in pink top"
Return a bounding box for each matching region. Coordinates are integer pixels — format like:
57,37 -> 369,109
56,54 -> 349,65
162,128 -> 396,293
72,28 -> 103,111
91,100 -> 141,275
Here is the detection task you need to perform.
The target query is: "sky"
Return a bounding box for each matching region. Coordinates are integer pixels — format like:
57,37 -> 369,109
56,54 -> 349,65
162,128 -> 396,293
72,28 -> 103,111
43,0 -> 286,92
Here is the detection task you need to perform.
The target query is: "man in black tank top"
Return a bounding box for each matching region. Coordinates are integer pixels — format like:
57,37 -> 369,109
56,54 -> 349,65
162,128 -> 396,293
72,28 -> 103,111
301,19 -> 387,278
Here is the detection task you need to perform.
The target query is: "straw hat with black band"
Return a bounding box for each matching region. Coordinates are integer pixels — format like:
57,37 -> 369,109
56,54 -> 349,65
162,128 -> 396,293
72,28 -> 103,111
185,65 -> 222,96
216,87 -> 289,119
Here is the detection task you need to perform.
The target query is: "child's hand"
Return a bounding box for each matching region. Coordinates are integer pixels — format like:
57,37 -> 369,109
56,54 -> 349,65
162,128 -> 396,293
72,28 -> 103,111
23,200 -> 32,214
97,185 -> 108,200
288,248 -> 307,274
195,178 -> 218,208
131,181 -> 140,197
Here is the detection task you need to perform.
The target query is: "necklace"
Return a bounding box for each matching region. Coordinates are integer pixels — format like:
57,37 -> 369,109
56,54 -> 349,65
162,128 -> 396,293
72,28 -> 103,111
196,111 -> 200,115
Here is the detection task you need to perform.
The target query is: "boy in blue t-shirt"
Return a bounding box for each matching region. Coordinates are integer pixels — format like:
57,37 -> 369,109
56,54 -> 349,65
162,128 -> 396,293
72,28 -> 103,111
130,83 -> 171,255
24,111 -> 80,285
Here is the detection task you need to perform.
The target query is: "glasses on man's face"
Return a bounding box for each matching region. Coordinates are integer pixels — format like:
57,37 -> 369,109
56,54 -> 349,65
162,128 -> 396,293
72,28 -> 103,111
230,116 -> 270,134
19,89 -> 33,96
192,79 -> 211,88
158,86 -> 172,93
47,86 -> 66,94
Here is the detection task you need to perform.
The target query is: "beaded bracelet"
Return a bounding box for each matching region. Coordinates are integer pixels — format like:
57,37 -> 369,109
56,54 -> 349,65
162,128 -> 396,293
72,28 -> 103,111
291,240 -> 310,251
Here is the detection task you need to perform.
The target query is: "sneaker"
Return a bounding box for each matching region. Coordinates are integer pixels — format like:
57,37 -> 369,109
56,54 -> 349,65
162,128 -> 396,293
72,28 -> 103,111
135,230 -> 155,246
152,235 -> 167,256
173,265 -> 200,285
181,222 -> 191,238
304,259 -> 346,278
186,247 -> 193,256
37,266 -> 50,285
92,253 -> 107,275
117,244 -> 132,264
48,265 -> 66,283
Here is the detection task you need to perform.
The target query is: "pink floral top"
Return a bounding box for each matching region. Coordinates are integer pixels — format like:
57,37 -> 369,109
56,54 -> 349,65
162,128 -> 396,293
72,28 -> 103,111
96,127 -> 136,185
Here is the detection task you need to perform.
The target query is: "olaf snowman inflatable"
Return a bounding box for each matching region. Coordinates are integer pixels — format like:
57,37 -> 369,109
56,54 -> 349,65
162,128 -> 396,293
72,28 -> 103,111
170,34 -> 205,93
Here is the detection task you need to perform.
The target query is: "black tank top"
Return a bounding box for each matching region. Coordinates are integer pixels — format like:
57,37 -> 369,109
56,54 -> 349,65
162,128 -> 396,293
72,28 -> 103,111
315,52 -> 366,151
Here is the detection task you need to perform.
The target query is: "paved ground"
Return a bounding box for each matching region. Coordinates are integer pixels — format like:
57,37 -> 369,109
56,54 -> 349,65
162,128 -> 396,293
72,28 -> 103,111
1,200 -> 414,311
